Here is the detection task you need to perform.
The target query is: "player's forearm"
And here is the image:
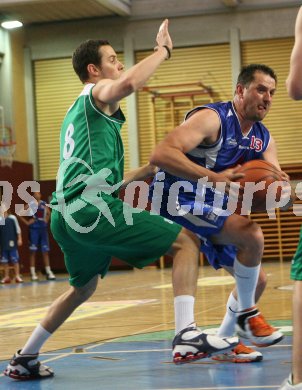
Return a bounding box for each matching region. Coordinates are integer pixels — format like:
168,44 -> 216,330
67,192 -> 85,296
94,48 -> 169,104
150,147 -> 216,183
123,47 -> 169,91
286,61 -> 302,100
287,7 -> 302,99
122,164 -> 157,188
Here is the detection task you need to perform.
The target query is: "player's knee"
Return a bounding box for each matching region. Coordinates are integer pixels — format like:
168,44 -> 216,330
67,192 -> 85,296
170,227 -> 200,257
238,220 -> 264,254
72,276 -> 98,303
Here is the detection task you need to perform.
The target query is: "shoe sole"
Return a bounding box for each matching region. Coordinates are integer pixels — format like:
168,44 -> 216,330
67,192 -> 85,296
173,340 -> 239,365
212,354 -> 263,363
173,351 -> 209,364
251,334 -> 284,348
4,369 -> 54,380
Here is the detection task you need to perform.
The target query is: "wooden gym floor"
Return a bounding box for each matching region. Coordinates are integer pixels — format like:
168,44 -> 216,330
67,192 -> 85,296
0,261 -> 294,389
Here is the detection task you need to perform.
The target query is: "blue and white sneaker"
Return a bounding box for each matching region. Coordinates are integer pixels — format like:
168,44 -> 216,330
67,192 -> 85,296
172,323 -> 239,364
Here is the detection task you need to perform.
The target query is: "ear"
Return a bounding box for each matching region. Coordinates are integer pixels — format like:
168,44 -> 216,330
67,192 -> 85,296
236,83 -> 245,98
87,63 -> 101,77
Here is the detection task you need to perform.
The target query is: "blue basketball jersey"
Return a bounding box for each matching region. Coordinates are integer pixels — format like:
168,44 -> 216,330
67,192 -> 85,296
184,101 -> 271,171
30,200 -> 48,229
154,101 -> 271,205
0,215 -> 18,251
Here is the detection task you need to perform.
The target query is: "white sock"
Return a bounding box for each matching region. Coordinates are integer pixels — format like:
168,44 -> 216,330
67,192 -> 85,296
217,292 -> 238,337
174,295 -> 195,334
21,324 -> 52,355
30,267 -> 36,276
45,266 -> 51,274
234,257 -> 260,311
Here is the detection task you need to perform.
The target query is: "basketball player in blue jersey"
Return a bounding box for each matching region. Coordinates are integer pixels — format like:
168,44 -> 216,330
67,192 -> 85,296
0,208 -> 23,284
19,192 -> 56,281
150,64 -> 293,363
280,6 -> 302,390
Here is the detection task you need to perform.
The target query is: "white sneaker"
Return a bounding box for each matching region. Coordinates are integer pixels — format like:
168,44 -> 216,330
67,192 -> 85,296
46,271 -> 56,280
31,274 -> 39,281
279,375 -> 302,390
172,323 -> 239,364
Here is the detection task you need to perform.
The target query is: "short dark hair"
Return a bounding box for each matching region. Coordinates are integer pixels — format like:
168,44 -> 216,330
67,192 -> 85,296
72,39 -> 110,83
237,64 -> 277,87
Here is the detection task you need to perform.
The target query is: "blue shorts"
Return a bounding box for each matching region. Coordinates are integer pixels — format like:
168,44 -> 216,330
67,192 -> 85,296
1,249 -> 19,264
29,228 -> 50,252
150,191 -> 237,270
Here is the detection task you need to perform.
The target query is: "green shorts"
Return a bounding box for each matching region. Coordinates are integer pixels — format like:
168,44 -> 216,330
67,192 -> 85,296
291,227 -> 302,281
50,196 -> 181,287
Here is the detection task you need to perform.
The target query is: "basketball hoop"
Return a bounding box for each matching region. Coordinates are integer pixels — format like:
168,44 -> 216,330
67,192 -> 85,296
0,107 -> 16,168
0,137 -> 16,167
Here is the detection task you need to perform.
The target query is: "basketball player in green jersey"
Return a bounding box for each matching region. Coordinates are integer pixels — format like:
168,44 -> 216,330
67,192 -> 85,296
280,6 -> 302,390
4,19 -> 238,380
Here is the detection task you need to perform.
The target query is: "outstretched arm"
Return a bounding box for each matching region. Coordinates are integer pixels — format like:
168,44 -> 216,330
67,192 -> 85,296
93,19 -> 172,105
286,6 -> 302,99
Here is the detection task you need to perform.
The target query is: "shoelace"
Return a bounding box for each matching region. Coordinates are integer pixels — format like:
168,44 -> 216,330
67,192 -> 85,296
234,343 -> 255,354
249,314 -> 276,335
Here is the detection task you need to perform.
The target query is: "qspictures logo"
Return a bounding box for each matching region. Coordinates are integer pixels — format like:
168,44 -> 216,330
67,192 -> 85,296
0,162 -> 301,233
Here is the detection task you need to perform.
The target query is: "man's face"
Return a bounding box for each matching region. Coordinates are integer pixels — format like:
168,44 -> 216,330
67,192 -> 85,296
98,45 -> 124,80
240,71 -> 276,122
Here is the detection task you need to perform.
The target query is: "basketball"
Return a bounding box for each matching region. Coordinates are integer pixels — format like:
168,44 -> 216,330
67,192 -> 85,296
234,160 -> 284,213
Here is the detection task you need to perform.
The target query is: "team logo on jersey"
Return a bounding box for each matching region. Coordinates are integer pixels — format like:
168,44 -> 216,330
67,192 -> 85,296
239,145 -> 249,150
227,109 -> 233,117
226,137 -> 237,146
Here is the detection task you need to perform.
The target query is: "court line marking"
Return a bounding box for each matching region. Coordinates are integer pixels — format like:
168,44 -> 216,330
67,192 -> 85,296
156,387 -> 279,390
0,343 -> 292,379
1,343 -> 292,360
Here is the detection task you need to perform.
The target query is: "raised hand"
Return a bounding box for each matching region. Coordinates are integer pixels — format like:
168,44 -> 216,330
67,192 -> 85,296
156,19 -> 173,52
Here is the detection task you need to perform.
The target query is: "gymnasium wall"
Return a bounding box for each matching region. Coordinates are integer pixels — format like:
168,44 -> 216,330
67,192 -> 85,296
0,5 -> 299,174
136,38 -> 302,167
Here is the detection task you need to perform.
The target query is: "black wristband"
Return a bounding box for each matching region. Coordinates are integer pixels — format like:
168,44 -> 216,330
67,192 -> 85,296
162,45 -> 171,60
154,45 -> 171,60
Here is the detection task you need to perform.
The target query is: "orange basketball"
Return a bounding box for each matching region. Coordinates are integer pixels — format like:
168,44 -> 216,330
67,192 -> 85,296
234,160 -> 284,213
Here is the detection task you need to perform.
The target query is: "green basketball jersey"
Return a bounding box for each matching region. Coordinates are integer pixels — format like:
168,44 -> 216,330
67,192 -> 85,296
51,83 -> 125,205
